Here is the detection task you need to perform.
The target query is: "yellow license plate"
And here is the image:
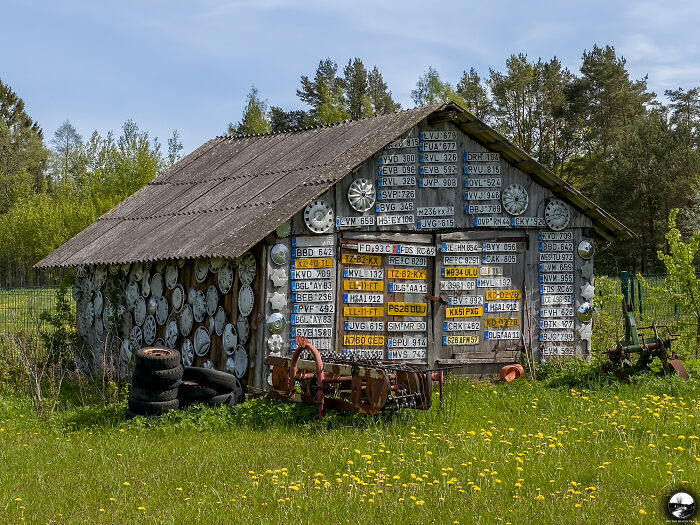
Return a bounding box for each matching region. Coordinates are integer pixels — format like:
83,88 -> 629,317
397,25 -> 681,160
485,290 -> 521,300
343,334 -> 385,346
344,306 -> 384,317
342,254 -> 382,266
387,268 -> 426,280
387,302 -> 427,316
294,258 -> 333,269
443,267 -> 479,278
343,280 -> 385,292
445,306 -> 484,318
443,335 -> 479,345
484,317 -> 521,327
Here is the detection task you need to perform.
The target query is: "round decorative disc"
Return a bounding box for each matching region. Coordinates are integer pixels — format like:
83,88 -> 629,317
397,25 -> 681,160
303,199 -> 334,234
165,262 -> 178,290
237,316 -> 250,344
502,184 -> 529,216
209,257 -> 224,273
238,252 -> 256,285
578,240 -> 594,260
134,296 -> 147,327
348,178 -> 376,212
214,306 -> 226,336
207,316 -> 215,335
223,323 -> 238,355
270,243 -> 290,266
238,284 -> 255,317
143,315 -> 157,346
180,304 -> 194,337
141,272 -> 151,297
166,319 -> 179,348
131,326 -> 144,352
203,360 -> 215,369
129,263 -> 144,283
150,273 -> 164,298
276,221 -> 291,238
266,312 -> 286,334
155,260 -> 167,273
188,286 -> 197,305
148,297 -> 157,315
172,284 -> 185,313
81,272 -> 93,299
120,263 -> 131,275
577,302 -> 594,323
156,296 -> 169,325
126,282 -> 139,309
195,259 -> 208,283
154,338 -> 166,347
545,199 -> 571,231
206,285 -> 218,317
85,301 -> 95,327
120,339 -> 132,362
225,357 -> 236,375
232,345 -> 248,379
194,326 -> 210,357
181,339 -> 194,366
177,258 -> 186,268
193,291 -> 206,323
109,264 -> 119,275
218,263 -> 234,294
93,291 -> 103,317
94,266 -> 107,289
267,334 -> 283,353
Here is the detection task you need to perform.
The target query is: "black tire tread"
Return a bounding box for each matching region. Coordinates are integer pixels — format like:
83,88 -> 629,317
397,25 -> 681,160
128,397 -> 179,416
130,385 -> 179,402
132,364 -> 184,387
179,380 -> 218,402
183,367 -> 242,394
207,392 -> 239,408
134,347 -> 181,371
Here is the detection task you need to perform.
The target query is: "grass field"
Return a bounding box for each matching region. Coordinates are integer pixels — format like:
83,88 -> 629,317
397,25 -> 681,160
0,287 -> 59,334
1,376 -> 699,524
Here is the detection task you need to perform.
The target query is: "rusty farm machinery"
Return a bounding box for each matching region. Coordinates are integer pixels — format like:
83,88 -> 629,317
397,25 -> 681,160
605,271 -> 689,380
264,336 -> 444,417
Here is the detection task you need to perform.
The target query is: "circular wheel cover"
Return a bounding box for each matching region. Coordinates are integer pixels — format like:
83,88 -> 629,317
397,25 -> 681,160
130,326 -> 143,350
195,259 -> 208,283
141,272 -> 151,297
502,184 -> 529,216
238,252 -> 256,285
232,345 -> 248,379
143,315 -> 157,346
218,263 -> 234,294
156,296 -> 169,325
206,285 -> 218,317
126,282 -> 139,309
165,319 -> 179,348
181,339 -> 194,366
193,291 -> 206,323
180,304 -> 194,336
545,199 -> 571,231
303,199 -> 334,233
267,334 -> 283,353
194,326 -> 210,357
209,257 -> 224,273
150,273 -> 164,298
165,262 -> 178,290
134,296 -> 147,327
214,306 -> 226,336
223,323 -> 238,355
238,284 -> 254,317
237,316 -> 250,344
172,284 -> 185,313
348,178 -> 376,212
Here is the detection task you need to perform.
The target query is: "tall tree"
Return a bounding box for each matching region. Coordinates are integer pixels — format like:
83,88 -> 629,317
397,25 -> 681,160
297,59 -> 343,113
166,130 -> 184,170
456,67 -> 491,119
367,66 -> 399,115
228,86 -> 272,135
269,107 -> 312,132
343,58 -> 372,119
50,120 -> 83,183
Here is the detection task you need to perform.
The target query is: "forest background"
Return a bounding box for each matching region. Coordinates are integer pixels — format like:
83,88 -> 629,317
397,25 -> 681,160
2,45 -> 699,282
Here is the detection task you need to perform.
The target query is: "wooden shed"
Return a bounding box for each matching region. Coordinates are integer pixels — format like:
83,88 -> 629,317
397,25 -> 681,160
37,102 -> 633,389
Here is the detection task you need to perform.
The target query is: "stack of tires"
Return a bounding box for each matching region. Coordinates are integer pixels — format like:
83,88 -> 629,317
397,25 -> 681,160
180,367 -> 244,408
127,347 -> 183,419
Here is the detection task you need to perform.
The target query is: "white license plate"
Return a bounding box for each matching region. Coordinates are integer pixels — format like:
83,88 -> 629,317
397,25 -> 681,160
420,141 -> 456,152
375,201 -> 414,213
479,266 -> 503,276
538,231 -> 573,241
466,190 -> 500,201
379,153 -> 416,165
539,241 -> 574,252
417,206 -> 454,217
290,314 -> 334,325
477,277 -> 512,288
345,321 -> 384,331
385,137 -> 420,149
442,242 -> 480,253
541,345 -> 575,356
441,280 -> 475,291
388,337 -> 427,348
420,177 -> 458,188
420,164 -> 458,175
511,217 -> 546,227
344,268 -> 384,279
443,320 -> 481,331
466,204 -> 502,214
485,330 -> 520,340
540,331 -> 575,342
482,254 -> 517,264
540,294 -> 574,305
293,303 -> 335,314
343,348 -> 384,359
292,338 -> 332,350
377,214 -> 415,226
336,216 -> 375,228
418,218 -> 455,229
291,268 -> 333,280
465,177 -> 501,188
420,152 -> 458,163
292,327 -> 333,338
388,348 -> 427,360
540,284 -> 574,294
448,295 -> 484,306
388,255 -> 427,267
389,282 -> 427,293
539,252 -> 574,262
540,307 -> 574,318
539,274 -> 574,284
388,321 -> 426,332
292,235 -> 334,247
464,164 -> 501,175
421,130 -> 456,140
474,216 -> 511,227
482,242 -> 518,252
378,189 -> 415,200
292,291 -> 333,303
464,152 -> 500,162
539,263 -> 573,273
291,280 -> 334,291
444,255 -> 480,265
343,293 -> 384,304
485,302 -> 520,312
397,244 -> 436,256
539,319 -> 574,330
378,173 -> 416,184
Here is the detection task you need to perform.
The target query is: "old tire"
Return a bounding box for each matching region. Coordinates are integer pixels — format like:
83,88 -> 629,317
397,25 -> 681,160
208,392 -> 239,408
130,385 -> 179,402
132,364 -> 184,387
179,380 -> 218,403
183,367 -> 243,395
135,347 -> 181,371
128,397 -> 179,416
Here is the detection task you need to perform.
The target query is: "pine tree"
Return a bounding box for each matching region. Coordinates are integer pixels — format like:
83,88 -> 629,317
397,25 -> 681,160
228,86 -> 272,135
456,68 -> 490,119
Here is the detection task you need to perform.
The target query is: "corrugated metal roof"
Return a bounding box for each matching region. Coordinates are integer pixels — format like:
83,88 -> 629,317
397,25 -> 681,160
36,103 -> 633,268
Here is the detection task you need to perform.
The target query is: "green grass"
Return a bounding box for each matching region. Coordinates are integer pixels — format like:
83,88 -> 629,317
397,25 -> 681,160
0,287 -> 59,334
1,377 -> 699,524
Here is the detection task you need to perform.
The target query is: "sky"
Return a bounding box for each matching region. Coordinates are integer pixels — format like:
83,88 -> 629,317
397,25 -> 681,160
2,0 -> 700,154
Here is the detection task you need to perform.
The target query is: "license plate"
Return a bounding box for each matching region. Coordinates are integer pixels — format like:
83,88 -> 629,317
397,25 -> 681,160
388,321 -> 426,332
464,164 -> 500,175
378,189 -> 415,200
540,295 -> 574,305
421,130 -> 457,140
420,141 -> 456,152
465,190 -> 500,201
292,291 -> 333,302
440,280 -> 475,291
388,348 -> 427,360
292,327 -> 333,338
443,320 -> 481,332
539,242 -> 574,252
292,235 -> 334,247
441,242 -> 480,253
442,267 -> 479,278
357,242 -> 394,254
378,173 -> 416,184
539,252 -> 573,262
342,254 -> 382,266
344,306 -> 384,317
379,153 -> 416,165
395,244 -> 436,256
540,284 -> 574,294
484,302 -> 520,312
291,281 -> 334,291
539,274 -> 574,284
344,268 -> 384,279
388,337 -> 427,348
377,214 -> 415,226
539,319 -> 574,330
479,266 -> 503,276
420,164 -> 457,175
540,346 -> 575,356
511,217 -> 546,227
343,293 -> 384,304
387,302 -> 427,316
376,201 -> 414,213
291,338 -> 332,350
336,216 -> 375,228
540,332 -> 575,342
389,282 -> 427,293
538,231 -> 573,241
290,314 -> 334,325
446,306 -> 483,318
465,204 -> 502,214
291,268 -> 333,280
418,218 -> 455,229
477,277 -> 512,288
484,317 -> 520,327
464,152 -> 500,162
345,321 -> 384,331
485,330 -> 520,340
482,242 -> 518,252
444,256 -> 480,266
388,256 -> 427,267
293,303 -> 335,314
447,295 -> 484,306
465,177 -> 501,188
420,152 -> 458,163
292,258 -> 333,269
387,268 -> 426,279
540,307 -> 574,318
474,217 -> 511,227
442,335 -> 479,345
539,262 -> 573,272
482,254 -> 517,264
343,348 -> 384,359
419,177 -> 458,188
417,206 -> 454,217
343,334 -> 385,346
344,280 -> 384,292
485,290 -> 521,300
385,137 -> 420,149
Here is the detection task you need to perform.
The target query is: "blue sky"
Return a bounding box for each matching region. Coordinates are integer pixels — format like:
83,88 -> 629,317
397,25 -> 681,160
3,0 -> 699,154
